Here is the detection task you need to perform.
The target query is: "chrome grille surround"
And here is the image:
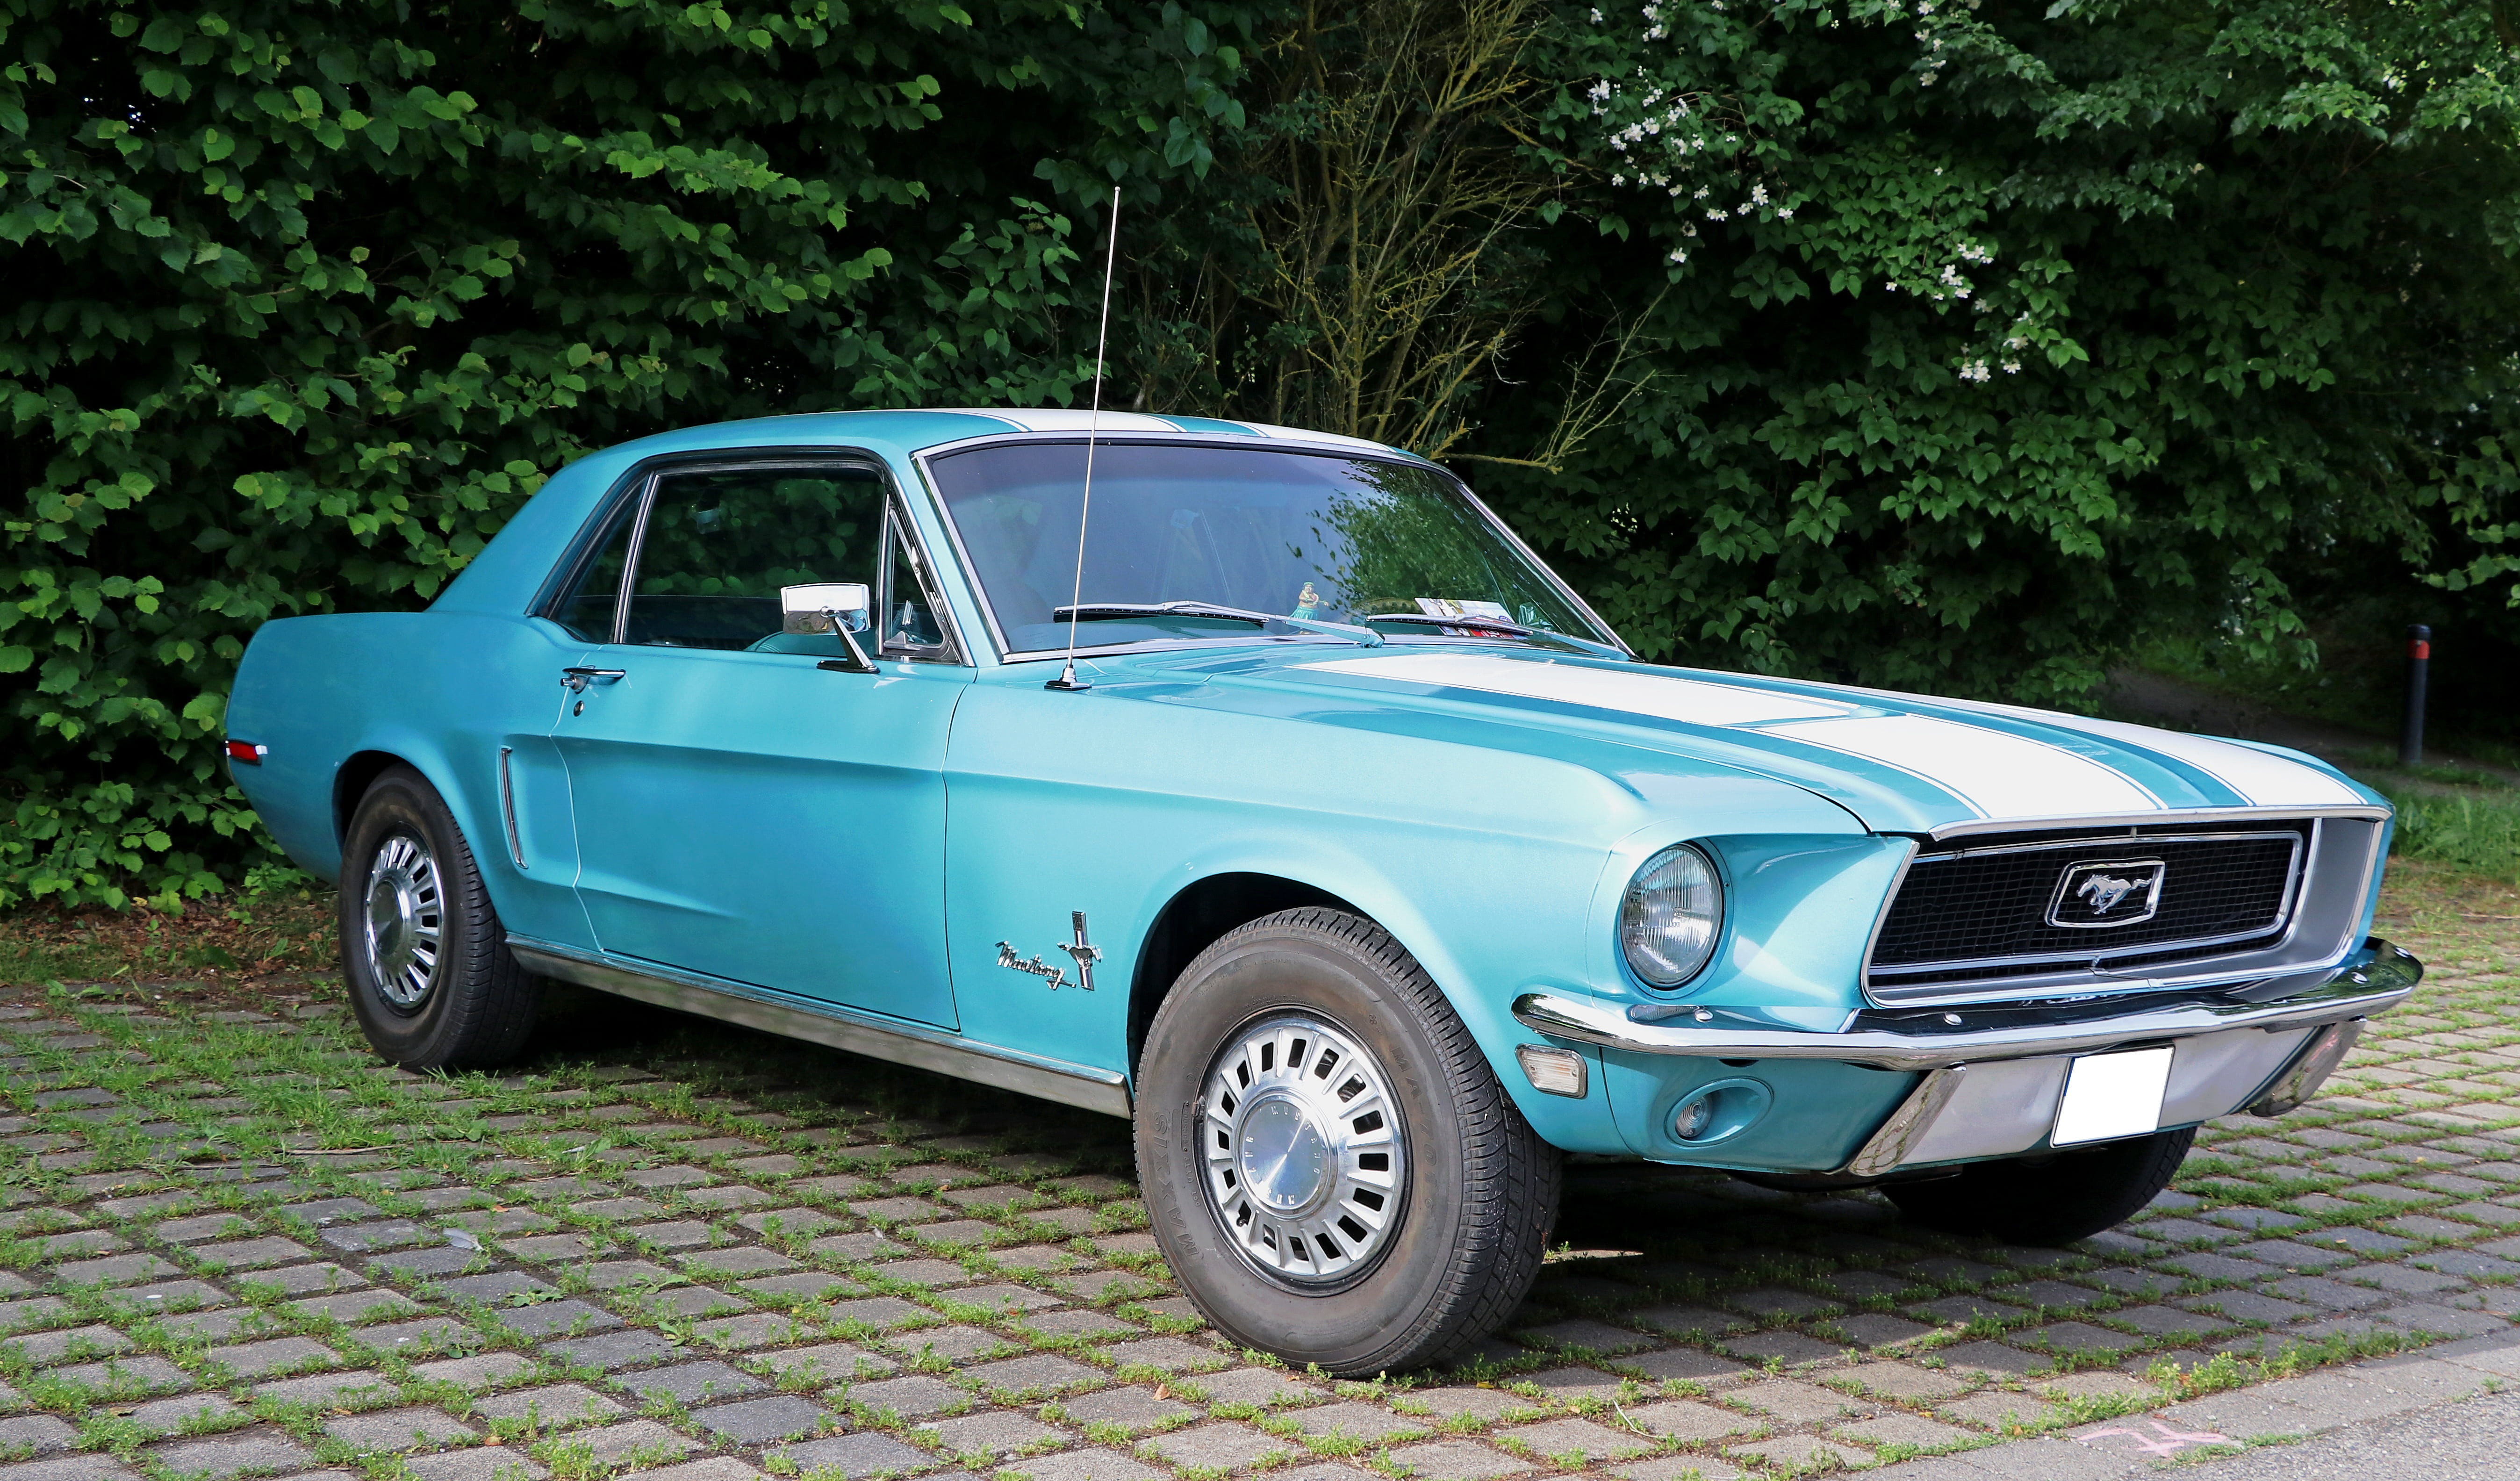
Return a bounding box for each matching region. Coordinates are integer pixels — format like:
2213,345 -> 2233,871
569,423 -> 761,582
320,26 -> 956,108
1861,812 -> 2388,1008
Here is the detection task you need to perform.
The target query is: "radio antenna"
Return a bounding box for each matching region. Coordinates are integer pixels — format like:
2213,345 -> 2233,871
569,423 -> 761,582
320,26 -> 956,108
1049,186 -> 1123,693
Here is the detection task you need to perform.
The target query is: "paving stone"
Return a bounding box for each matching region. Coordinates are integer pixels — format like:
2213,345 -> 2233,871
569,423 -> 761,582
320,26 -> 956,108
43,1355 -> 190,1395
1732,1378 -> 1867,1423
495,1299 -> 626,1339
1382,1440 -> 1536,1481
822,1296 -> 931,1330
147,1425 -> 315,1478
1058,1386 -> 1200,1432
2347,1262 -> 2467,1294
681,1248 -> 797,1279
117,1394 -> 243,1435
412,1352 -> 539,1391
0,1416 -> 78,1455
2237,1238 -> 2360,1271
289,1288 -> 425,1324
1624,1346 -> 1749,1386
1101,1337 -> 1230,1374
1839,1361 -> 1968,1401
616,1360 -> 765,1405
748,1341 -> 892,1383
1728,1437 -> 1872,1471
1936,1340 -> 2043,1376
1716,1329 -> 1844,1366
469,1384 -> 626,1428
839,1375 -> 972,1418
323,1407 -> 477,1451
917,1410 -> 1063,1459
404,1450 -> 550,1481
961,1353 -> 1104,1397
1610,1458 -> 1743,1481
206,1337 -> 338,1378
242,1263 -> 367,1295
1142,1422 -> 1299,1469
1001,1449 -> 1162,1481
196,1237 -> 317,1270
1286,1401 -> 1429,1440
694,1396 -> 833,1443
4,1325 -> 129,1364
2180,1291 -> 2313,1325
1498,1417 -> 1652,1461
560,1420 -> 696,1466
542,1330 -> 682,1371
2264,1274 -> 2395,1310
765,1434 -> 933,1479
1622,1399 -> 1759,1440
2017,1320 -> 2147,1355
53,1253 -> 184,1286
736,1272 -> 865,1302
252,1369 -> 399,1407
1834,1312 -> 1936,1348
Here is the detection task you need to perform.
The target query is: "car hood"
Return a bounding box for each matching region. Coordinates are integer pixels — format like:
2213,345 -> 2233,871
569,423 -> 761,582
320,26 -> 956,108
1094,646 -> 2384,836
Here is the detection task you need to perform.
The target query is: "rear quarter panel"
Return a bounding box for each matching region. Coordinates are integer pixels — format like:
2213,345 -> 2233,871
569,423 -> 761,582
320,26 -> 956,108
227,611 -> 592,946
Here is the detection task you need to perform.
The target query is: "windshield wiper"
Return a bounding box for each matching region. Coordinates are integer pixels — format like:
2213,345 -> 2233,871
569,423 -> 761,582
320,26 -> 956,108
1367,613 -> 1630,661
1053,602 -> 1383,647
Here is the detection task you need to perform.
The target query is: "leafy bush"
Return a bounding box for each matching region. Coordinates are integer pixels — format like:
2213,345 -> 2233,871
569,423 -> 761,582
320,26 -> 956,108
0,0 -> 1251,906
1474,0 -> 2520,705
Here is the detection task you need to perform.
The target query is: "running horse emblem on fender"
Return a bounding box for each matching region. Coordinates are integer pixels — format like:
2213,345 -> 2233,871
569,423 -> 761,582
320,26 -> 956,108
996,911 -> 1103,991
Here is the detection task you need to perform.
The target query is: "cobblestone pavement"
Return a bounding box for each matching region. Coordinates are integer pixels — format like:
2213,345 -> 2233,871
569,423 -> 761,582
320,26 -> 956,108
3,903 -> 2515,1481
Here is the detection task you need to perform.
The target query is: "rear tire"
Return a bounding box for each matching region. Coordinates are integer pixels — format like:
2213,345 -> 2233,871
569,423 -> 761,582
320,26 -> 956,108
1136,908 -> 1559,1376
1884,1127 -> 2196,1245
340,764 -> 542,1070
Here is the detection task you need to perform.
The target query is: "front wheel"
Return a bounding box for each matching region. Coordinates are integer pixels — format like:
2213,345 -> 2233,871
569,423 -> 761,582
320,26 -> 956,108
1883,1127 -> 2197,1245
340,764 -> 542,1070
1135,908 -> 1560,1376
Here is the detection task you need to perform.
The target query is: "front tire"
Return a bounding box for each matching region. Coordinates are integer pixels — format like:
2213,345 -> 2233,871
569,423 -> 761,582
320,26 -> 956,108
340,764 -> 542,1070
1136,908 -> 1559,1376
1884,1127 -> 2196,1245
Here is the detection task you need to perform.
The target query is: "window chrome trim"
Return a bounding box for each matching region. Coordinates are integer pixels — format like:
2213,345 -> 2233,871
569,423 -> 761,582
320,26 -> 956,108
906,431 -> 1632,664
496,746 -> 526,871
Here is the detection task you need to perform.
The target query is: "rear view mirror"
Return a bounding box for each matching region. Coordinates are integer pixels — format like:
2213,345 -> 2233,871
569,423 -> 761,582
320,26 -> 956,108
782,583 -> 870,635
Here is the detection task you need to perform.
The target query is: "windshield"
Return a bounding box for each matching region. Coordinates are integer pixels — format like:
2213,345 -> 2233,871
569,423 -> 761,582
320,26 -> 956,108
923,440 -> 1612,654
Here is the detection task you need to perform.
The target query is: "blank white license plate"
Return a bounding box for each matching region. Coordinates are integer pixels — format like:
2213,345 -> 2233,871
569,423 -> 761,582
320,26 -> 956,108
2052,1047 -> 2175,1146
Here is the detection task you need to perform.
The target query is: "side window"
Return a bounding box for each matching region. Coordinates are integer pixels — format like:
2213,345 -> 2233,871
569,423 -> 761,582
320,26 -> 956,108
879,508 -> 959,661
624,466 -> 884,652
550,496 -> 641,643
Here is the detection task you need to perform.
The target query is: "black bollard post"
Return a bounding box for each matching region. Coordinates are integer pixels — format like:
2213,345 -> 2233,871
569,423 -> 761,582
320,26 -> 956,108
2400,624 -> 2431,769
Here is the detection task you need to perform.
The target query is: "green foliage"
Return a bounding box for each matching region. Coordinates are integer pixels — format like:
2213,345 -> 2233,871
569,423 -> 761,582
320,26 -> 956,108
2372,783 -> 2520,879
0,0 -> 1255,906
1482,0 -> 2520,705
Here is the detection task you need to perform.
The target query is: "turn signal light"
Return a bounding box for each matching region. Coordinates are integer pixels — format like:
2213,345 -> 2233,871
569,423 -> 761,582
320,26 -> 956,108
225,740 -> 267,765
1515,1044 -> 1588,1099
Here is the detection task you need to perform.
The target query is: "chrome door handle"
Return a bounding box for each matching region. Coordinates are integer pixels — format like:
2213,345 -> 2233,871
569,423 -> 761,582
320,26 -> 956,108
562,667 -> 626,692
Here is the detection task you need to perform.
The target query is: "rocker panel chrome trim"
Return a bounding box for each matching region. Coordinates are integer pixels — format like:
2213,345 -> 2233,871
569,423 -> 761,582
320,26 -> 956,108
508,937 -> 1133,1118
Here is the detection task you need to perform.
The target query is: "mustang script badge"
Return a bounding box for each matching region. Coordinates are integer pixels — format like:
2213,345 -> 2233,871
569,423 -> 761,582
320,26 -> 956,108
2047,858 -> 2167,929
996,911 -> 1103,991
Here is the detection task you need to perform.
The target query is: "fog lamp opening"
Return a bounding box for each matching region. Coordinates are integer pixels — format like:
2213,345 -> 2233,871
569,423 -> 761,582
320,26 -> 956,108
1670,1078 -> 1772,1145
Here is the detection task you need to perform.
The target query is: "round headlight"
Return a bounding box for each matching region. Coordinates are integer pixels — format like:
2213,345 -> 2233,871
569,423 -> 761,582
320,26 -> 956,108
1620,843 -> 1724,987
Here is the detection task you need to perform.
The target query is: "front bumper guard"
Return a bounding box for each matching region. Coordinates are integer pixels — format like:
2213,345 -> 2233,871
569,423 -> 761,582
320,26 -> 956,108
1510,938 -> 2419,1072
1513,938 -> 2419,1178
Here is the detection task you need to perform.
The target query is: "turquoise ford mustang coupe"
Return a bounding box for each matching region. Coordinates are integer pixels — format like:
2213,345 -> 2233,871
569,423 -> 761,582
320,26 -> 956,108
226,409 -> 2419,1374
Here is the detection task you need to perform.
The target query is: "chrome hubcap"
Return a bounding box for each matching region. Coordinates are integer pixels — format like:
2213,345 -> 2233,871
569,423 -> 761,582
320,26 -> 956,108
1200,1014 -> 1405,1285
364,834 -> 444,1011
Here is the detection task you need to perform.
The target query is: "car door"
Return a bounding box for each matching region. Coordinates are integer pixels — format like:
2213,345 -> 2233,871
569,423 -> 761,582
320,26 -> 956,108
544,456 -> 971,1027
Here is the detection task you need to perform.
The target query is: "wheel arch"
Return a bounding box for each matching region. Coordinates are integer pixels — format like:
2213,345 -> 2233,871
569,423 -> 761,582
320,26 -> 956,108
334,749 -> 412,848
1128,871 -> 1361,1080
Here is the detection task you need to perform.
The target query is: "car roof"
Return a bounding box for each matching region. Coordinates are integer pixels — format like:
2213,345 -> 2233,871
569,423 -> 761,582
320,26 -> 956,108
725,407 -> 1406,458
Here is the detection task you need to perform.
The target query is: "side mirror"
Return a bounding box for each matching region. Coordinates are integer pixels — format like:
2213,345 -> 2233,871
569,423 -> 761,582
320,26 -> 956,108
782,583 -> 870,635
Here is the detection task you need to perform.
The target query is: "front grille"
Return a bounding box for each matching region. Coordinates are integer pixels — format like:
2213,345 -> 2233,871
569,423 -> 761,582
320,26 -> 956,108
1868,823 -> 2308,989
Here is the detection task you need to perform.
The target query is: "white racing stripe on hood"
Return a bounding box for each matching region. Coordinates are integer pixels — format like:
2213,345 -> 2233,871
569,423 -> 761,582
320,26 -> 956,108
1753,714 -> 2161,819
1295,653 -> 1857,726
2041,716 -> 2365,807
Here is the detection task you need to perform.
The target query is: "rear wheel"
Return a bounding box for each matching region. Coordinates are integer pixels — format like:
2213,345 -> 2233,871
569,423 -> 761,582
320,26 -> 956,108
340,765 -> 541,1069
1136,908 -> 1559,1376
1884,1127 -> 2196,1245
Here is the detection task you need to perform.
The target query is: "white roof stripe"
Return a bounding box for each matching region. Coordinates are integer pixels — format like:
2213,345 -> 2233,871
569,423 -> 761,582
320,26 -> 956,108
1758,714 -> 2161,819
1292,653 -> 1858,726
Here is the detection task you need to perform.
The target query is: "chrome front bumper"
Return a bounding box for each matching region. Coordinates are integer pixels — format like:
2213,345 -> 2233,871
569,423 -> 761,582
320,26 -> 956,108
1513,938 -> 2419,1176
1511,938 -> 2419,1072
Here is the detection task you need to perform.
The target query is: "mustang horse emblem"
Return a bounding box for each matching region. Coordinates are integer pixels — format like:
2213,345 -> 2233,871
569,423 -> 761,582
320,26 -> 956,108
2050,858 -> 2167,928
2076,872 -> 2148,915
